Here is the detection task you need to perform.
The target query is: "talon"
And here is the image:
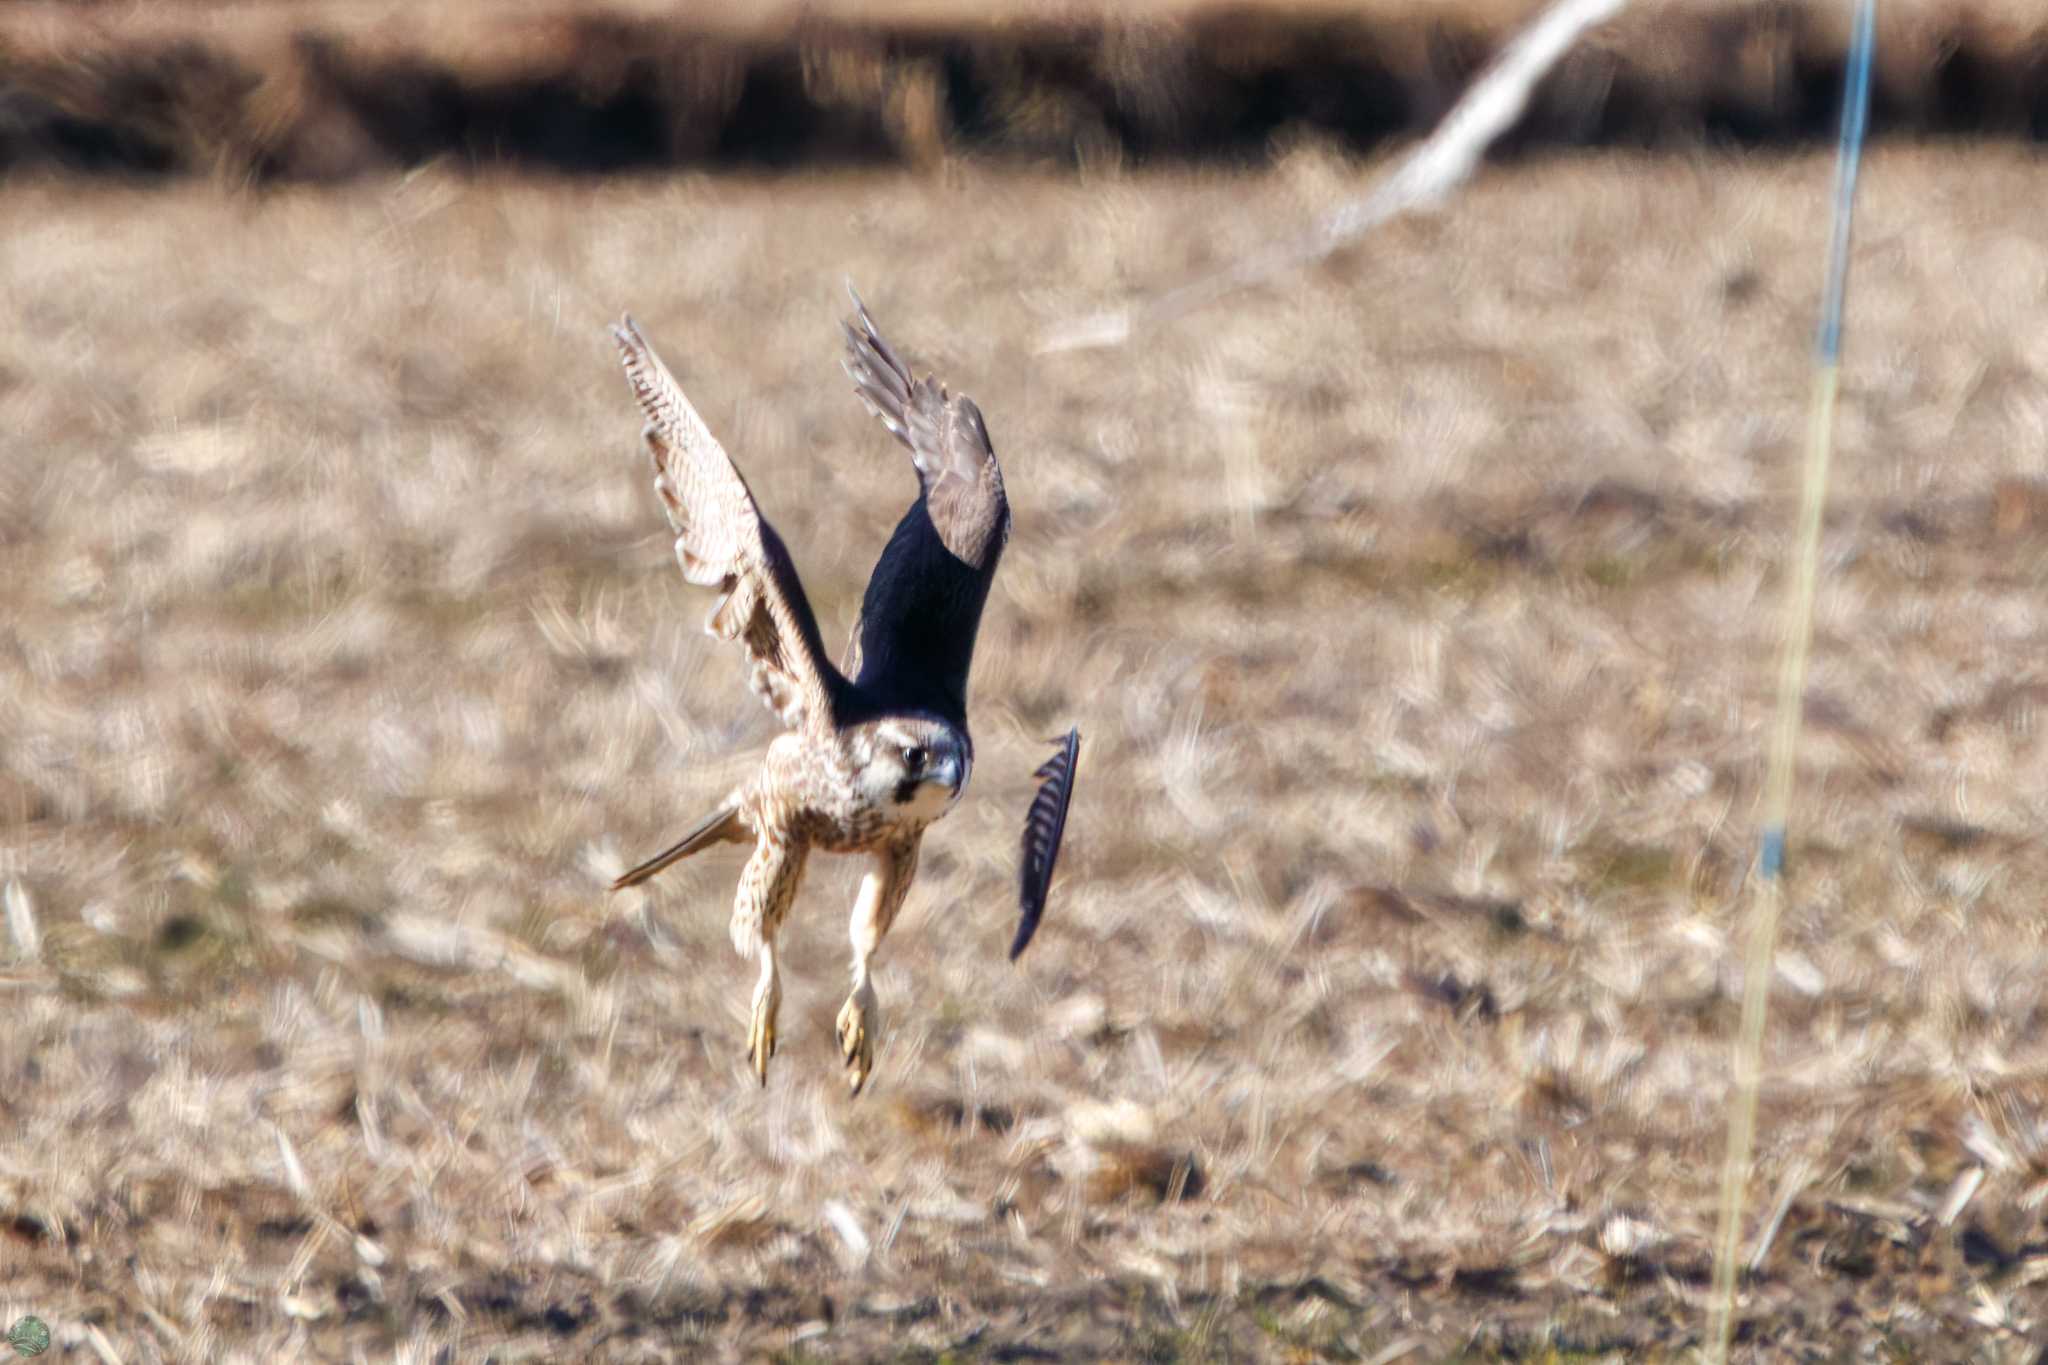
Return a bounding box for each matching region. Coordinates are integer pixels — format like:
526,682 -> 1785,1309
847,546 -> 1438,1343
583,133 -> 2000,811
748,985 -> 780,1086
836,987 -> 877,1096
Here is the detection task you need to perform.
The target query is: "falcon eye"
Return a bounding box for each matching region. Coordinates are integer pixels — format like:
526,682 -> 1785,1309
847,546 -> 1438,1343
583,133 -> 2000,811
903,745 -> 928,771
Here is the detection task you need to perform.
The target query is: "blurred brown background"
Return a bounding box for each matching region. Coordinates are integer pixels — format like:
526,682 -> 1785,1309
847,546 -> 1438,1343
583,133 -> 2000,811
4,1 -> 2047,179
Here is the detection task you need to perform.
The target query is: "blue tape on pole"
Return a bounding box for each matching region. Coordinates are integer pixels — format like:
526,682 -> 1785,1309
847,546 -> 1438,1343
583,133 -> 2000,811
1760,828 -> 1787,881
1816,0 -> 1876,364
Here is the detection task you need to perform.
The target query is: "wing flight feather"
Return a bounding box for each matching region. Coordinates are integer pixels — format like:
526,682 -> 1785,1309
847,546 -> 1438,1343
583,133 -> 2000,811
612,315 -> 843,733
840,285 -> 1008,565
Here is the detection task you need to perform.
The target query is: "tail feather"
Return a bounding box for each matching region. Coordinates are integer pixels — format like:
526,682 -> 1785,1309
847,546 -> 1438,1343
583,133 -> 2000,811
611,806 -> 747,890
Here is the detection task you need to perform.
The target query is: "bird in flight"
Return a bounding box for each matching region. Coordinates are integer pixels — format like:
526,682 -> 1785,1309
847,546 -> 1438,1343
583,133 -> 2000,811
608,288 -> 1079,1094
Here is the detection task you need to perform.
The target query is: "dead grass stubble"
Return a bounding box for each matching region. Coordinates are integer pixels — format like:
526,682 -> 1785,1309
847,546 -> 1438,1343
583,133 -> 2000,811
4,145 -> 2048,1358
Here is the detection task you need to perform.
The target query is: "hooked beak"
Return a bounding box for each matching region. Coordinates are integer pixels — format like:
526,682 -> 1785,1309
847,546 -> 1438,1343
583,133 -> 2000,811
929,751 -> 966,794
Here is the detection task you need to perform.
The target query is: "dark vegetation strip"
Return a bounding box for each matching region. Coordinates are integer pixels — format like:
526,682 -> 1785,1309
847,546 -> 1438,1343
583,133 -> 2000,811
0,6 -> 2045,181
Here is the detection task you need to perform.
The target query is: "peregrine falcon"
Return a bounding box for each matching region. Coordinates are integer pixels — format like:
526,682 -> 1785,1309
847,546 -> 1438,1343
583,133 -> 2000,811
608,288 -> 1079,1094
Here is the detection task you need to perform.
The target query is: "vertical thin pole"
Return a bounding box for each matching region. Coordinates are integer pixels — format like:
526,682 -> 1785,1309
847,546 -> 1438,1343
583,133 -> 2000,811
1705,3 -> 1876,1359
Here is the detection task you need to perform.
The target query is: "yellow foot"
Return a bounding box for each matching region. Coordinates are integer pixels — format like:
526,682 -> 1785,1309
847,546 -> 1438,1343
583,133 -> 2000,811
747,981 -> 780,1086
835,983 -> 878,1096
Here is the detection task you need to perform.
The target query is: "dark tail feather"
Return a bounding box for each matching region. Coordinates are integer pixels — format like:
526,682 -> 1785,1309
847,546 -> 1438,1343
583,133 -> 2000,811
1011,728 -> 1081,961
612,806 -> 746,891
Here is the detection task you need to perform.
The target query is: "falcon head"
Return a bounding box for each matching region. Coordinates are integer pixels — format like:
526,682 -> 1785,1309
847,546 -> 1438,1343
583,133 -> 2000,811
855,716 -> 972,824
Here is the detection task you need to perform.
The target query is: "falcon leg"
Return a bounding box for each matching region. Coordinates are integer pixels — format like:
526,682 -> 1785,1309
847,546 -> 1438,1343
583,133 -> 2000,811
733,831 -> 808,1086
747,941 -> 781,1085
836,835 -> 920,1096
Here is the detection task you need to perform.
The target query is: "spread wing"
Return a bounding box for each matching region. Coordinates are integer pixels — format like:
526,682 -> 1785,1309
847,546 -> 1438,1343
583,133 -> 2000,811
612,315 -> 845,734
838,286 -> 1011,723
1011,728 -> 1080,961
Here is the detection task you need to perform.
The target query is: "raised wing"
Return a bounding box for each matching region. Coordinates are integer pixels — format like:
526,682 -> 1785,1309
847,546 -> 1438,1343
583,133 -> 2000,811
841,287 -> 1008,557
1010,728 -> 1080,961
838,287 -> 1011,723
613,315 -> 845,733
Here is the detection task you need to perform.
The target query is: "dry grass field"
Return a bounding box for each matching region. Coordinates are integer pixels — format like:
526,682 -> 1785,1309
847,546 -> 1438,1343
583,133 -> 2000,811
4,140 -> 2048,1360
